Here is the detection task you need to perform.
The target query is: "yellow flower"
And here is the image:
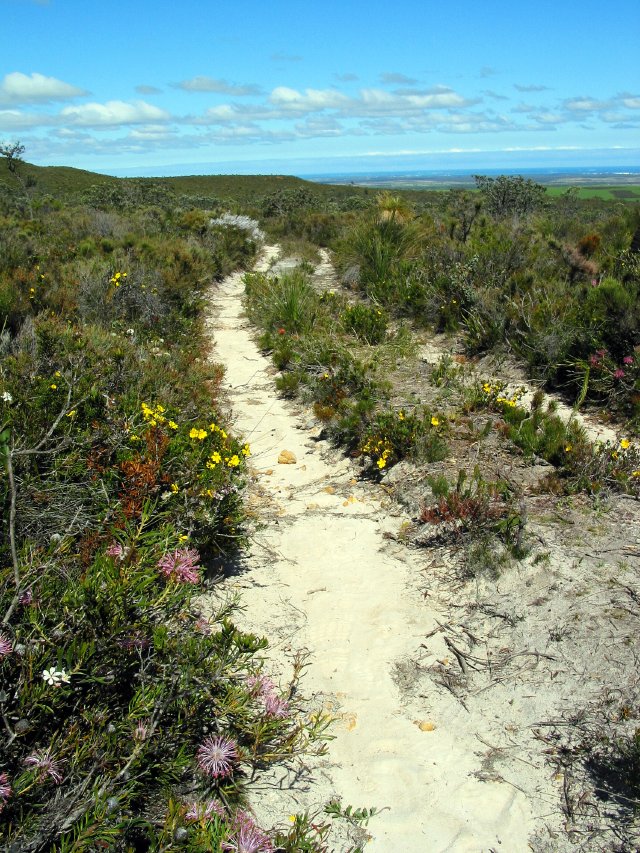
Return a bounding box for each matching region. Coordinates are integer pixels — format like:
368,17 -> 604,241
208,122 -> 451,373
632,471 -> 640,477
170,483 -> 179,493
431,416 -> 439,427
210,451 -> 222,463
168,420 -> 178,430
377,457 -> 387,469
66,409 -> 76,418
54,371 -> 61,378
50,383 -> 57,390
620,439 -> 630,449
227,454 -> 240,467
564,444 -> 572,452
178,534 -> 188,542
156,404 -> 165,413
189,427 -> 208,440
130,434 -> 140,442
398,411 -> 405,420
241,444 -> 251,457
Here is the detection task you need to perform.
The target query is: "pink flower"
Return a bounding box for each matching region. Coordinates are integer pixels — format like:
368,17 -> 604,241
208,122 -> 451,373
623,355 -> 634,365
0,632 -> 12,658
133,719 -> 152,742
222,810 -> 274,853
196,736 -> 238,779
24,747 -> 64,784
185,799 -> 225,822
247,674 -> 289,718
613,368 -> 626,379
157,548 -> 201,584
263,693 -> 289,719
0,772 -> 11,812
106,542 -> 125,559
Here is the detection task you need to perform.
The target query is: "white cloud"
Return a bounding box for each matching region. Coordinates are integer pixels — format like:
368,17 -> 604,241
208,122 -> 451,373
270,87 -> 351,111
0,108 -> 46,130
175,76 -> 262,96
563,97 -> 613,112
60,100 -> 170,128
0,71 -> 86,105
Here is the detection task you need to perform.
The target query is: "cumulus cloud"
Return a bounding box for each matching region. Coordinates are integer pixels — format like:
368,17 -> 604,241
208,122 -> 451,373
563,96 -> 613,112
0,108 -> 47,130
0,71 -> 86,105
60,100 -> 171,128
269,87 -> 351,111
174,76 -> 262,96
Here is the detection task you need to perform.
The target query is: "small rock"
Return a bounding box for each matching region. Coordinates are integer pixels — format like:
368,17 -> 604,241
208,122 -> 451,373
278,450 -> 297,465
323,485 -> 336,494
415,720 -> 436,732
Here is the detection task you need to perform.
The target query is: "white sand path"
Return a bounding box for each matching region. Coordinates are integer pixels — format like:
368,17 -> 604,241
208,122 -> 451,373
204,247 -> 539,852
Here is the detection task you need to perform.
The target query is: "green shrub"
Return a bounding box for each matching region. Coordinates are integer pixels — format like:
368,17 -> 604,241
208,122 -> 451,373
341,303 -> 388,344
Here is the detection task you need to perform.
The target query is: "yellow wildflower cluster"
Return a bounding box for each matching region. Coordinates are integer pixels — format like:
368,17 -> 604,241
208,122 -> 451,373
361,436 -> 393,470
110,271 -> 127,287
141,402 -> 168,428
481,381 -> 523,409
189,427 -> 208,440
209,422 -> 228,440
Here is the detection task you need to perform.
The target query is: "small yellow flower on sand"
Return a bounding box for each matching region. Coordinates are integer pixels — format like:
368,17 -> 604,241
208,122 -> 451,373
241,444 -> 251,457
620,439 -> 630,449
50,383 -> 57,390
227,454 -> 240,467
288,815 -> 296,824
431,416 -> 440,427
170,483 -> 179,493
168,420 -> 178,430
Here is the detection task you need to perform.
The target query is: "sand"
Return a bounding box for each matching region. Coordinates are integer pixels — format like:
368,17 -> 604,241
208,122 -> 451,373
202,247 -> 545,852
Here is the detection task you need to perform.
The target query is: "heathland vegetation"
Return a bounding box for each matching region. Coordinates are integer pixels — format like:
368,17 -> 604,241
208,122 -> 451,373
1,145 -> 640,850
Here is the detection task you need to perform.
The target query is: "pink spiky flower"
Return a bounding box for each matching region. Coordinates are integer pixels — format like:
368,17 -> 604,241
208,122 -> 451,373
222,810 -> 274,853
0,773 -> 11,813
246,674 -> 290,719
196,735 -> 238,779
263,693 -> 290,719
184,798 -> 226,822
106,542 -> 126,560
613,368 -> 626,379
24,747 -> 64,784
157,548 -> 201,584
0,632 -> 12,658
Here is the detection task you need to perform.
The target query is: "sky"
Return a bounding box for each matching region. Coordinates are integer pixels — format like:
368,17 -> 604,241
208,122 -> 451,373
1,0 -> 639,176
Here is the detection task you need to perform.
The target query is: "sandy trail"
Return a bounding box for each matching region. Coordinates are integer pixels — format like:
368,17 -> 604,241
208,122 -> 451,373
204,247 -> 538,852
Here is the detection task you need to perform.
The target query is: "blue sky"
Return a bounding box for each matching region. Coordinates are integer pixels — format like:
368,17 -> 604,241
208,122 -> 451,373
1,0 -> 639,175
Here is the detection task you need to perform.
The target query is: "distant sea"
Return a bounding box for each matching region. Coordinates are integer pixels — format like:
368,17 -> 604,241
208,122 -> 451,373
303,165 -> 640,189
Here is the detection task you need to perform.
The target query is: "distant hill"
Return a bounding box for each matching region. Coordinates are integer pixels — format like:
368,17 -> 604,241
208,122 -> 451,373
0,158 -> 381,206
